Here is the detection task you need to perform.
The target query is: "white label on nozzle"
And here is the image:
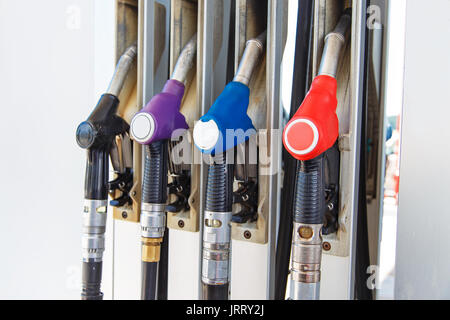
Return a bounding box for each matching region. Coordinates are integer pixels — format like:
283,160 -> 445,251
130,113 -> 155,143
193,120 -> 220,151
284,119 -> 319,156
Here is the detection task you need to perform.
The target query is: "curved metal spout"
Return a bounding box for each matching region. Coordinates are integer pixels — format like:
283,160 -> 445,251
171,33 -> 197,83
233,31 -> 267,86
106,43 -> 138,97
318,10 -> 352,78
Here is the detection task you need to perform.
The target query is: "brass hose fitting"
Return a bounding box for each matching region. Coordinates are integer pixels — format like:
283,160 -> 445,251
141,237 -> 163,263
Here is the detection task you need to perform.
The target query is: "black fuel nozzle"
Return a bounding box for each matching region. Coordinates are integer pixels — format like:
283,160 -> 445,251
76,94 -> 129,150
76,94 -> 130,201
77,43 -> 136,150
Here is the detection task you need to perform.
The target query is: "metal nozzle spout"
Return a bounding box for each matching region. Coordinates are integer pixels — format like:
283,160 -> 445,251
171,33 -> 198,83
318,10 -> 352,78
233,31 -> 267,86
106,43 -> 138,97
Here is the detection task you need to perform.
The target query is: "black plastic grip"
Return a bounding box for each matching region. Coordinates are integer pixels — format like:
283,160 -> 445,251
84,148 -> 109,200
205,154 -> 234,212
142,141 -> 168,204
141,261 -> 158,300
81,261 -> 103,300
293,154 -> 326,224
202,283 -> 229,300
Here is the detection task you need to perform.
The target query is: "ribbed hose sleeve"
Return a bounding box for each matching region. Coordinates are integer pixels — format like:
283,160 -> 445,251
142,141 -> 168,204
205,154 -> 234,212
202,283 -> 229,300
293,154 -> 326,224
81,261 -> 103,300
141,261 -> 158,300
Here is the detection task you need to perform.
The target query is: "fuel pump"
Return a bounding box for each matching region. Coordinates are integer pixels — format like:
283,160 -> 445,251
76,44 -> 137,300
282,9 -> 351,300
193,31 -> 266,300
129,34 -> 197,300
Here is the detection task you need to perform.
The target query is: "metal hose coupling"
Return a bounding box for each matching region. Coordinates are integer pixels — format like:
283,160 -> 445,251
202,210 -> 232,286
81,199 -> 107,300
291,223 -> 323,300
82,199 -> 108,262
140,203 -> 166,262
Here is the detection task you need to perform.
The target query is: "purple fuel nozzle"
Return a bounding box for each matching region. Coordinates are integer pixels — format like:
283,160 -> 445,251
130,79 -> 189,145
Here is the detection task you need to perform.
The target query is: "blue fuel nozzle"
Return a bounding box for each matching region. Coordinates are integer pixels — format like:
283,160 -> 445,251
193,81 -> 256,155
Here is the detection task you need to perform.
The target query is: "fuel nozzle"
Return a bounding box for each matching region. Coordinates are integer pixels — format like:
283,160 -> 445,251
76,44 -> 137,300
193,31 -> 266,155
129,34 -> 197,300
77,43 -> 137,151
283,9 -> 351,161
282,10 -> 351,300
76,96 -> 129,150
130,34 -> 196,145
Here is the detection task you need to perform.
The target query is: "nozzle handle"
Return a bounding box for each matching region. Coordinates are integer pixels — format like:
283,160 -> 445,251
130,80 -> 188,145
283,75 -> 338,161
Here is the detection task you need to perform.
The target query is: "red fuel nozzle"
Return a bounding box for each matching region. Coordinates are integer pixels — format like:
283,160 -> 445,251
283,9 -> 350,161
283,75 -> 338,161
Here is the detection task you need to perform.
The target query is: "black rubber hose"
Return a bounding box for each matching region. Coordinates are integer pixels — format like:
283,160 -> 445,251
141,262 -> 158,300
293,155 -> 326,224
81,261 -> 103,300
354,107 -> 373,300
84,148 -> 109,200
354,14 -> 373,298
275,0 -> 314,300
142,141 -> 168,204
202,283 -> 229,300
157,229 -> 169,300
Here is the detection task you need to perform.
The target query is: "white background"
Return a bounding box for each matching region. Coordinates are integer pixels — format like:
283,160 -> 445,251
0,0 -> 115,299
